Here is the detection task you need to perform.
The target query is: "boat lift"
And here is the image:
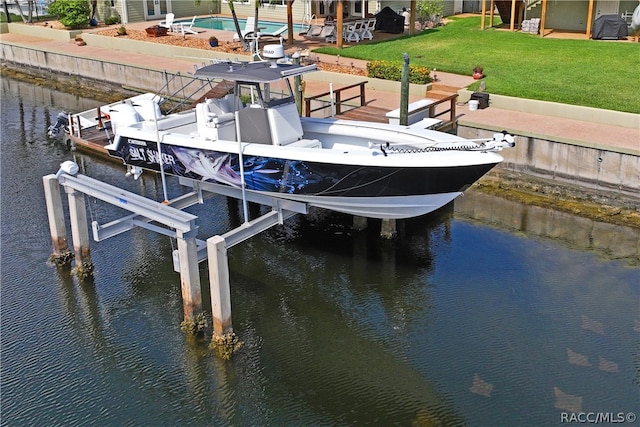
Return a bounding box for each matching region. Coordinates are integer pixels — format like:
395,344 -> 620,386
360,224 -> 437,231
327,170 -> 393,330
43,161 -> 307,337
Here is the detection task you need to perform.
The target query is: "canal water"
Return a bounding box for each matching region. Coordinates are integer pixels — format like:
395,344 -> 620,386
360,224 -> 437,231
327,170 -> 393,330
1,77 -> 638,426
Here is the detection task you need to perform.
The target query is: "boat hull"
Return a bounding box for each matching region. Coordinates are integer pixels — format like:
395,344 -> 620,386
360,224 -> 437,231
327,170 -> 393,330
109,136 -> 499,219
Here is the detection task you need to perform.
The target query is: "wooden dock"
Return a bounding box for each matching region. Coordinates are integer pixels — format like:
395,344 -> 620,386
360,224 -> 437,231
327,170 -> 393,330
304,80 -> 458,130
337,105 -> 391,123
68,124 -> 113,159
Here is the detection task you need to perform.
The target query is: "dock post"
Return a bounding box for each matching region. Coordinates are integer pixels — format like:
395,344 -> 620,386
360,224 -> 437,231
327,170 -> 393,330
43,175 -> 72,264
353,215 -> 368,231
207,235 -> 232,335
65,186 -> 93,277
176,230 -> 202,321
207,235 -> 243,359
380,218 -> 397,239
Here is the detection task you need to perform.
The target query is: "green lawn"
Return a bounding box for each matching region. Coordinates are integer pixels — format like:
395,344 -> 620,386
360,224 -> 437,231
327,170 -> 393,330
314,17 -> 640,114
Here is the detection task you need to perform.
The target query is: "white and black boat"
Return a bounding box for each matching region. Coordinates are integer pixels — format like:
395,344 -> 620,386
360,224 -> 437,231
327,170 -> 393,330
104,55 -> 514,219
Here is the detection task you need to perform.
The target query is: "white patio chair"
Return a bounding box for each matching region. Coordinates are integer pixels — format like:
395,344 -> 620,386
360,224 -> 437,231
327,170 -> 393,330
255,25 -> 288,40
343,22 -> 360,42
158,13 -> 175,30
232,17 -> 256,41
174,16 -> 197,35
359,19 -> 375,40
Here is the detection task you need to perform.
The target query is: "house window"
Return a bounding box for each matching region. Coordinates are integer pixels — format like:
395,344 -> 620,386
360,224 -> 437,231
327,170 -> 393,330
261,0 -> 286,7
318,2 -> 335,16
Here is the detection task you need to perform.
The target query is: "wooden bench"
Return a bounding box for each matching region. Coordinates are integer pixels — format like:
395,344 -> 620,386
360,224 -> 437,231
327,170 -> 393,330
385,99 -> 436,125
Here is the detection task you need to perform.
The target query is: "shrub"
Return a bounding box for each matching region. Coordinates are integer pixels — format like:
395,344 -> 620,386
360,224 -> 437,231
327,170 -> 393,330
366,60 -> 431,84
47,0 -> 91,30
117,25 -> 127,36
416,0 -> 444,27
104,15 -> 121,25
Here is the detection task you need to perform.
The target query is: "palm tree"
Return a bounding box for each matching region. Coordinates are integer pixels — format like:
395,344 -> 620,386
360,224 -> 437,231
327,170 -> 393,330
197,0 -> 249,50
227,0 -> 250,51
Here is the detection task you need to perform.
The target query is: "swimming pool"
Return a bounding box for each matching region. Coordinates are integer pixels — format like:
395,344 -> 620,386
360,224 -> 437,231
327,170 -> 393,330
180,17 -> 304,33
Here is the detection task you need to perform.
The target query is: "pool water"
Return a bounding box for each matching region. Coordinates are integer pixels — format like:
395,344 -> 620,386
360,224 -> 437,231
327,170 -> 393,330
183,17 -> 304,34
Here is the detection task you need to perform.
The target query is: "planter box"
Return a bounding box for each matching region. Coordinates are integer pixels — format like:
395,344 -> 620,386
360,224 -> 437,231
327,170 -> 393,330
7,22 -> 82,41
145,25 -> 167,37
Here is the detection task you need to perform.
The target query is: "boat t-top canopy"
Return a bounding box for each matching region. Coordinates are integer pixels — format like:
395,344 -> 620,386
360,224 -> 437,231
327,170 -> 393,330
195,61 -> 317,83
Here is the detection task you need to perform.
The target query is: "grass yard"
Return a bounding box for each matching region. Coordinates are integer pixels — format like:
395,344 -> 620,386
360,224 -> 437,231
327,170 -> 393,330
315,16 -> 640,114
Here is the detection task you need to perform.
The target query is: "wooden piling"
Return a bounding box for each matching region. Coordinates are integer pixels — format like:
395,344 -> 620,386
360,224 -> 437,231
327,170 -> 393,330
43,175 -> 71,263
65,186 -> 93,274
400,53 -> 410,126
353,215 -> 368,231
380,218 -> 397,239
207,235 -> 232,335
176,232 -> 202,320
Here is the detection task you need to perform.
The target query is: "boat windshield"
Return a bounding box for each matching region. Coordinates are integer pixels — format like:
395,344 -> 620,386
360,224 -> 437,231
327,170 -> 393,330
236,78 -> 295,109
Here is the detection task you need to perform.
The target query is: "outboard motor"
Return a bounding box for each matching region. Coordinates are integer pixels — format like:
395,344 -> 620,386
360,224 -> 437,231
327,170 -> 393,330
48,111 -> 69,138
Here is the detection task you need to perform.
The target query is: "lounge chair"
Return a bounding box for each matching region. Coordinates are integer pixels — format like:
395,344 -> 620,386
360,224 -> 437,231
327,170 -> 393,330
255,25 -> 288,39
302,24 -> 323,38
173,16 -> 197,35
320,24 -> 336,43
158,13 -> 175,30
232,17 -> 256,41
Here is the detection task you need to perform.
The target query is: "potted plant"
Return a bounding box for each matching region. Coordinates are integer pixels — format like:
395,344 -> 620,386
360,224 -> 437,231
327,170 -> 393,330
209,36 -> 219,47
473,66 -> 484,80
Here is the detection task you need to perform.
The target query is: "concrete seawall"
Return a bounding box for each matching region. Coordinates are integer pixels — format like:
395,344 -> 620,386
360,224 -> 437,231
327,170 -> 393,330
0,41 -> 194,95
1,38 -> 637,198
457,125 -> 638,196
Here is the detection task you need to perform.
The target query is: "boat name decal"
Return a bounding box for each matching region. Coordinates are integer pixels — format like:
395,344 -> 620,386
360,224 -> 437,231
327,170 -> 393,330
128,145 -> 176,165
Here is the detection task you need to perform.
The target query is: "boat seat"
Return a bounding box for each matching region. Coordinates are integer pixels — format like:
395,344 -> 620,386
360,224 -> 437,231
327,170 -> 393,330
267,102 -> 304,146
196,102 -> 236,140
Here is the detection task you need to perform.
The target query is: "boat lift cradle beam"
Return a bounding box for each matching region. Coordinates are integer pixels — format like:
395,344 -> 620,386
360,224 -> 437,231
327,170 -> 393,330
57,174 -> 307,271
171,177 -> 308,272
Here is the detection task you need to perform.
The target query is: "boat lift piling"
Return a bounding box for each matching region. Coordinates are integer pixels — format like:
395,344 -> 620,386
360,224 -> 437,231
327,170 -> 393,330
43,162 -> 307,343
65,185 -> 93,277
43,174 -> 72,264
44,161 -> 204,322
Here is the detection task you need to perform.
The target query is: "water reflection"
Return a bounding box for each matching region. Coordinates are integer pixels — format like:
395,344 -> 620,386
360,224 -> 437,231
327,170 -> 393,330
455,190 -> 640,266
220,208 -> 465,425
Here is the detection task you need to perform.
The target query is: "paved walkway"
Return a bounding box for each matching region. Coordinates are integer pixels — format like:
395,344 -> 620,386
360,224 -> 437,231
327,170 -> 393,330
1,26 -> 638,155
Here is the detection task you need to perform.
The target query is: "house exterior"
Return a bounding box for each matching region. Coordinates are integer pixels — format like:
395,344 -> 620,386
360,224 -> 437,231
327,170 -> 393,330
480,0 -> 639,38
95,1 -> 470,26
